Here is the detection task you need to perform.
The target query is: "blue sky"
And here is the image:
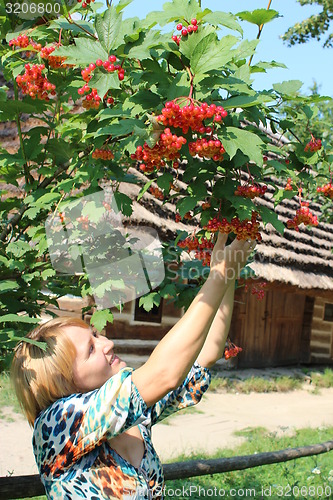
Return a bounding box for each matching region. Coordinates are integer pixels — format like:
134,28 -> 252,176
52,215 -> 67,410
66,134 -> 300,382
121,0 -> 332,97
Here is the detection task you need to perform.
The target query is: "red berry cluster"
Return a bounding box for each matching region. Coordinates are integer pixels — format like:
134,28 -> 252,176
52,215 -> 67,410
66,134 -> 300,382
76,215 -> 89,230
189,138 -> 225,161
224,340 -> 242,360
172,18 -> 198,45
157,100 -> 227,134
284,177 -> 293,191
78,56 -> 124,109
234,184 -> 267,199
245,281 -> 267,300
204,212 -> 262,241
149,186 -> 164,200
77,0 -> 95,8
9,35 -> 42,58
40,45 -> 72,69
316,182 -> 333,199
131,129 -> 187,173
16,64 -> 56,100
304,136 -> 322,153
287,202 -> 318,231
178,235 -> 214,266
91,148 -> 114,160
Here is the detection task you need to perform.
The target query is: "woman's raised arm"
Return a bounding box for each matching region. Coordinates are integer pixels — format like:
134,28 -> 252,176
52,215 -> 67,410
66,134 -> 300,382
132,234 -> 253,406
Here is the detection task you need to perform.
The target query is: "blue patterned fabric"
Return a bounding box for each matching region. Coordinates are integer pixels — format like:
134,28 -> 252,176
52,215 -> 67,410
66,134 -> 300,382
33,362 -> 211,499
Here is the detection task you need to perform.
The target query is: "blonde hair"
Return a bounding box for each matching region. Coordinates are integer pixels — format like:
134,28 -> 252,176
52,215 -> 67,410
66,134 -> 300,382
11,316 -> 90,426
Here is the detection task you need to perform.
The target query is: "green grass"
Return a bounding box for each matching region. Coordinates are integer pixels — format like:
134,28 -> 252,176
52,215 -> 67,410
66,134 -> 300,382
209,368 -> 333,394
164,426 -> 333,499
0,371 -> 22,419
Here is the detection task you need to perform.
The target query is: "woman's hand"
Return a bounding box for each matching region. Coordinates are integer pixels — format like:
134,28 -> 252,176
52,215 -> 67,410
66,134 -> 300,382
210,232 -> 255,283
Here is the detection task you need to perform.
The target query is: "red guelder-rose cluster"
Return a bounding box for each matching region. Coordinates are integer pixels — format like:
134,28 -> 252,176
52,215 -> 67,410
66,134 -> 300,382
78,56 -> 125,109
91,148 -> 114,160
16,64 -> 56,100
317,182 -> 333,199
172,18 -> 199,45
287,202 -> 318,231
204,212 -> 262,241
235,183 -> 267,199
177,235 -> 214,266
224,340 -> 242,360
304,136 -> 322,153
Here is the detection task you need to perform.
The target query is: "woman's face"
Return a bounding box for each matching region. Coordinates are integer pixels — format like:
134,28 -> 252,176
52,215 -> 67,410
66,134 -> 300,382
64,326 -> 127,392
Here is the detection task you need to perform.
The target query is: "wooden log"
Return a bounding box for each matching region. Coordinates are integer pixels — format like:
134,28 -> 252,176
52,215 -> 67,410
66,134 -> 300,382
163,440 -> 333,480
1,441 -> 332,499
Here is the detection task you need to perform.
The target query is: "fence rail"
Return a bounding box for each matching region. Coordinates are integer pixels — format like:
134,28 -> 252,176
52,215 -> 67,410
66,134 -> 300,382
1,440 -> 332,499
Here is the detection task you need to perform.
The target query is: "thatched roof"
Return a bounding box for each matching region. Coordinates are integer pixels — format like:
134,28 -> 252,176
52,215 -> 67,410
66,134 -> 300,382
1,86 -> 332,293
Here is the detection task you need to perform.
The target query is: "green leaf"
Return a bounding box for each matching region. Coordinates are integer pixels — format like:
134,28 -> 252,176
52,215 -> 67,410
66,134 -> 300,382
0,281 -> 18,293
221,127 -> 264,166
137,178 -> 156,201
257,205 -> 285,235
9,335 -> 47,350
202,11 -> 243,34
114,191 -> 133,216
162,0 -> 200,22
156,172 -> 174,191
176,196 -> 197,218
139,292 -> 160,312
95,6 -> 123,53
273,80 -> 303,96
88,72 -> 120,98
96,119 -> 141,138
223,93 -> 273,110
0,314 -> 39,324
90,309 -> 114,331
54,38 -> 108,66
191,34 -> 238,76
237,9 -> 280,27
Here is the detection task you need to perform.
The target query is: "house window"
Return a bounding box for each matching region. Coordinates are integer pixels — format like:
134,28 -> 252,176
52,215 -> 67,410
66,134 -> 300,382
324,303 -> 333,322
134,297 -> 163,324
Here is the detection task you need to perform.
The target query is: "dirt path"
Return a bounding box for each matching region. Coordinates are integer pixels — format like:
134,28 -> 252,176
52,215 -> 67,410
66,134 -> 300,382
1,386 -> 333,477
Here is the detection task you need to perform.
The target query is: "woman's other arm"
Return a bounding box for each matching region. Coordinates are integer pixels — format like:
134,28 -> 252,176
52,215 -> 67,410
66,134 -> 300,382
196,279 -> 235,368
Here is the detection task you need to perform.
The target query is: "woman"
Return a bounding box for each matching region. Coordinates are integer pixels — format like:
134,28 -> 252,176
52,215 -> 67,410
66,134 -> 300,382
11,234 -> 254,499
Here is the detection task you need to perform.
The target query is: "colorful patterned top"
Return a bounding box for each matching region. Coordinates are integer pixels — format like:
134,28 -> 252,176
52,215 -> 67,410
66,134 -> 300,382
32,362 -> 211,499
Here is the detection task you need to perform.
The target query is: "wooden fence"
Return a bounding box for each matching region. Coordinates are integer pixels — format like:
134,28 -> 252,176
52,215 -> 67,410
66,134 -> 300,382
1,440 -> 332,499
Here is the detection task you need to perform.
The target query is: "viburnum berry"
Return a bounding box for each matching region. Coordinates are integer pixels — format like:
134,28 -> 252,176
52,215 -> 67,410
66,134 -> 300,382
149,186 -> 164,200
77,0 -> 95,7
305,136 -> 322,153
317,182 -> 333,199
178,235 -> 214,266
78,54 -> 125,108
224,339 -> 242,360
131,129 -> 187,173
40,45 -> 73,69
157,99 -> 227,134
234,183 -> 267,199
204,211 -> 262,242
91,148 -> 114,160
189,137 -> 225,161
16,64 -> 56,100
284,178 -> 293,191
286,202 -> 318,231
175,213 -> 182,222
76,215 -> 89,230
172,18 -> 199,43
245,281 -> 267,300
